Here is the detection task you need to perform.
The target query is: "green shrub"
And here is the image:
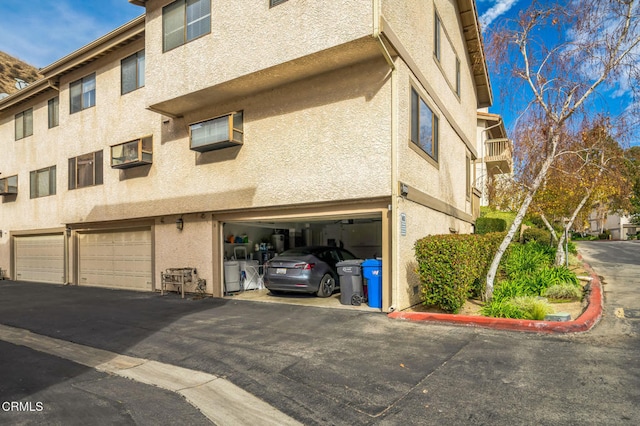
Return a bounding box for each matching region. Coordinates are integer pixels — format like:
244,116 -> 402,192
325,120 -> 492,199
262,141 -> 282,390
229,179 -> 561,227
475,217 -> 507,234
543,283 -> 582,300
481,298 -> 528,319
504,242 -> 553,280
522,227 -> 555,246
414,232 -> 505,313
492,279 -> 530,302
482,296 -> 554,320
598,230 -> 611,240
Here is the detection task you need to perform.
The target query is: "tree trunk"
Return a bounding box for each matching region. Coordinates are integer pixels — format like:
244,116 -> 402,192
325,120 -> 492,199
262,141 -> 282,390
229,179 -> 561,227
539,212 -> 559,244
555,184 -> 597,266
485,149 -> 557,300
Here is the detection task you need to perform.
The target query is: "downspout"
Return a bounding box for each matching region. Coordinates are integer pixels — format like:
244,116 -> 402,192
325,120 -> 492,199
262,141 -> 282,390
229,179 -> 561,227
373,0 -> 397,311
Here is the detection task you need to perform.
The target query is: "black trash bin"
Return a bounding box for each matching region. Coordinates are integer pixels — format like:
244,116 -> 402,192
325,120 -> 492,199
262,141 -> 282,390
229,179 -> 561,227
337,259 -> 365,306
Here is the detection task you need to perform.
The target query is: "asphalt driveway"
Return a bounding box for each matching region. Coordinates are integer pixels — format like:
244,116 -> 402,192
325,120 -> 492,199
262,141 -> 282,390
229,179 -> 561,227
1,243 -> 639,425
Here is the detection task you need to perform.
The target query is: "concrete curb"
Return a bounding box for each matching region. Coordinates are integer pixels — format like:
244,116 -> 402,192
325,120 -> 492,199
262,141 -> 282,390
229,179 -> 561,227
388,261 -> 603,334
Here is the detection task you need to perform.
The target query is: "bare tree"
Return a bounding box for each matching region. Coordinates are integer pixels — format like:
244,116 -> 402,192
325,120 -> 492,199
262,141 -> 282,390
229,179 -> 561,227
484,0 -> 640,300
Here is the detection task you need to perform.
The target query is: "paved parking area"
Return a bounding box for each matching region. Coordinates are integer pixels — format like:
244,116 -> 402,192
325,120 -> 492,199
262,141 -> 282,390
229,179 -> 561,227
1,272 -> 639,425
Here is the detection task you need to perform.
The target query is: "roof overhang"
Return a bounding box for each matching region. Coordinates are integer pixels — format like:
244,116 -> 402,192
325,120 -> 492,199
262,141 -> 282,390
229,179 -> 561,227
0,15 -> 145,114
478,111 -> 506,139
0,79 -> 58,112
40,15 -> 145,78
128,0 -> 146,6
457,0 -> 493,108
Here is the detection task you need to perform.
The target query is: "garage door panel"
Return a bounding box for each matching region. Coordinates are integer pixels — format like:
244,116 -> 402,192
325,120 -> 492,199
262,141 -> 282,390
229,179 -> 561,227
15,235 -> 65,284
79,229 -> 152,291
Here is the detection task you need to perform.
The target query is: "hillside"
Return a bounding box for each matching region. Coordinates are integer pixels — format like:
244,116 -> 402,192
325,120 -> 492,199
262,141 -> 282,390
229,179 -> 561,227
0,51 -> 42,96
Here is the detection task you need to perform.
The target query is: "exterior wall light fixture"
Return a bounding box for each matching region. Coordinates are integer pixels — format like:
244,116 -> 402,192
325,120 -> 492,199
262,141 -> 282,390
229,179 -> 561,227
176,217 -> 184,231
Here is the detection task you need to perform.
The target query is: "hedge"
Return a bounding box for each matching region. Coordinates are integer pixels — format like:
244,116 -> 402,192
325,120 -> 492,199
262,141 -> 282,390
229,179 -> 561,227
414,232 -> 506,313
475,217 -> 507,234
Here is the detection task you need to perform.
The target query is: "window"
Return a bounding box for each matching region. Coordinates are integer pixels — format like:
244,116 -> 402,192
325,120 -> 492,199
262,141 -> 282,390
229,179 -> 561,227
455,57 -> 461,97
411,88 -> 438,161
0,175 -> 18,195
30,166 -> 56,199
466,155 -> 471,201
270,0 -> 288,7
48,97 -> 59,128
70,74 -> 96,113
190,111 -> 244,152
15,108 -> 33,140
111,136 -> 153,169
163,0 -> 211,51
68,151 -> 103,190
121,50 -> 145,94
434,13 -> 441,62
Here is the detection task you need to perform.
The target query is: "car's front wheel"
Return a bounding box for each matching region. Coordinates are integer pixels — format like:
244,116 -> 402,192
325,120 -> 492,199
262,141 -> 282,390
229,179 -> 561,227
316,274 -> 335,297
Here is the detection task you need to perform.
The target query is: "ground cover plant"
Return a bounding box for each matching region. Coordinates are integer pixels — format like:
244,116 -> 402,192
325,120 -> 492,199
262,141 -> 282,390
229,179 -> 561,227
481,241 -> 582,319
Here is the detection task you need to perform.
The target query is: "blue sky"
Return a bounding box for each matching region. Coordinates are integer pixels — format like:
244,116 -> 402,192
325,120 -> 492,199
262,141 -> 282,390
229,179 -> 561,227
0,0 -> 142,68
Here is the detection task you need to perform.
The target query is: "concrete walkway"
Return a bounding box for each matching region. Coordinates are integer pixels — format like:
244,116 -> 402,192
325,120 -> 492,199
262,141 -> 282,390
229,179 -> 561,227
0,323 -> 300,426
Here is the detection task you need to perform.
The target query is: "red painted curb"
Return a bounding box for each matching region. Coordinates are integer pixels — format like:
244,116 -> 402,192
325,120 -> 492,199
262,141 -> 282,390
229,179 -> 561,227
388,263 -> 603,334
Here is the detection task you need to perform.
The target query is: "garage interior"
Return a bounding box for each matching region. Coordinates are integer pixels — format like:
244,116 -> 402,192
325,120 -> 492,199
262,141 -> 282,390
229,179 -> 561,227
222,212 -> 383,310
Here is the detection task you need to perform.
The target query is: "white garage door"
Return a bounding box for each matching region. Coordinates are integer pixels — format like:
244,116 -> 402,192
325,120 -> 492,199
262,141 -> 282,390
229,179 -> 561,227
15,234 -> 65,284
78,229 -> 152,291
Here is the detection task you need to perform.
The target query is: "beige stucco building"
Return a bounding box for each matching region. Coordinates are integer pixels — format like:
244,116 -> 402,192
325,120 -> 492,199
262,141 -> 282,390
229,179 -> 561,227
0,0 -> 492,311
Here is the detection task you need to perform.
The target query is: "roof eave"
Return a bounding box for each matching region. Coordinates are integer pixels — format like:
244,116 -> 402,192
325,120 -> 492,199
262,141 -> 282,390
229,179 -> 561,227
457,0 -> 493,108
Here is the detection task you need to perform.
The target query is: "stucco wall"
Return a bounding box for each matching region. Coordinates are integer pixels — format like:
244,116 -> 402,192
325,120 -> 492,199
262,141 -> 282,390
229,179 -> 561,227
143,0 -> 373,106
0,54 -> 392,229
154,214 -> 214,294
382,0 -> 479,144
395,62 -> 471,216
395,197 -> 473,310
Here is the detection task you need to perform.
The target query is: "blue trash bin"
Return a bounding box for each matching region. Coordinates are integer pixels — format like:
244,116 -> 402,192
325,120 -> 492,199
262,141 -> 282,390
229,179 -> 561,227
362,259 -> 382,309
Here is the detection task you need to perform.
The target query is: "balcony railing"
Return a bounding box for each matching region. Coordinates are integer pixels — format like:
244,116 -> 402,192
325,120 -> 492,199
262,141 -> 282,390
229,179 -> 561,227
484,138 -> 513,174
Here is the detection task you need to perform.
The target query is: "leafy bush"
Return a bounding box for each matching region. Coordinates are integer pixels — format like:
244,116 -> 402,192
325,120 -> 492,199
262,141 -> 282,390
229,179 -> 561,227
480,207 -> 517,228
414,232 -> 505,313
482,296 -> 554,320
598,230 -> 611,240
491,279 -> 529,302
543,283 -> 582,300
504,242 -> 554,279
522,227 -> 555,246
476,217 -> 507,234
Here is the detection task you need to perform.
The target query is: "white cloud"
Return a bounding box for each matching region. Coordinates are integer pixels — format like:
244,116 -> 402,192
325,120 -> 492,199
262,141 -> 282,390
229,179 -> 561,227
0,0 -> 140,68
479,0 -> 521,30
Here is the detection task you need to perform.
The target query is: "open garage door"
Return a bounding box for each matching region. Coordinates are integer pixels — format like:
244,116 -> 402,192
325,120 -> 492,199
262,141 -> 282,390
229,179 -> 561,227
15,234 -> 65,283
78,228 -> 152,291
221,211 -> 385,309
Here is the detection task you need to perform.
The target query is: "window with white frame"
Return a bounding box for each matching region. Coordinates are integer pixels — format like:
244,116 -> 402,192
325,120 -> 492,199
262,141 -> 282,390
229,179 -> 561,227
411,88 -> 439,162
68,150 -> 103,190
48,97 -> 59,128
163,0 -> 211,52
30,166 -> 56,198
15,108 -> 33,140
121,50 -> 145,94
70,73 -> 96,113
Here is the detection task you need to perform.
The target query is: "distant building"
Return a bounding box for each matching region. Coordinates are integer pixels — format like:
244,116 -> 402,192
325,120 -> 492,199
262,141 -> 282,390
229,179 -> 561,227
476,109 -> 512,208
